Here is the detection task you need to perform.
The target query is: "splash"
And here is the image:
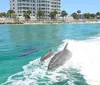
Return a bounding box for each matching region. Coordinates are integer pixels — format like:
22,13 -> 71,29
63,38 -> 100,85
2,37 -> 100,85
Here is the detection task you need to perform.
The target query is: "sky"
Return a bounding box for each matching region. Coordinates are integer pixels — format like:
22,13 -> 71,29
0,0 -> 100,15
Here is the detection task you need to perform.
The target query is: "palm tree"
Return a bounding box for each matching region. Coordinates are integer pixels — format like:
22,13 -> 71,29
90,13 -> 96,19
61,10 -> 68,21
77,10 -> 81,14
0,12 -> 7,17
49,12 -> 55,19
0,13 -> 2,17
77,10 -> 81,19
71,12 -> 78,19
49,10 -> 58,20
7,10 -> 15,18
37,10 -> 44,20
12,13 -> 17,20
54,10 -> 58,19
96,12 -> 100,16
23,11 -> 29,20
23,10 -> 32,20
27,10 -> 32,16
83,13 -> 91,19
54,10 -> 58,15
96,12 -> 100,19
27,10 -> 32,20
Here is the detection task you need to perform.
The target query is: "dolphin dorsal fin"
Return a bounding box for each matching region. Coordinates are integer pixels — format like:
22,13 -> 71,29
64,43 -> 68,50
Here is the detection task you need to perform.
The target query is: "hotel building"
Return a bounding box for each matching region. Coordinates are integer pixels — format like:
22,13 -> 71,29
10,0 -> 61,18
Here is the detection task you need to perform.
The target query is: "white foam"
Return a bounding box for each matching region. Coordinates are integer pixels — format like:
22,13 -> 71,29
63,38 -> 100,85
2,37 -> 100,85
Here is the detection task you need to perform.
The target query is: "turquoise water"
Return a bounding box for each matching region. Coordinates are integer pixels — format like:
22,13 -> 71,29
0,24 -> 100,85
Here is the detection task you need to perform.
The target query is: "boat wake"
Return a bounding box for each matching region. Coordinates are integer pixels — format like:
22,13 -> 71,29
2,37 -> 100,85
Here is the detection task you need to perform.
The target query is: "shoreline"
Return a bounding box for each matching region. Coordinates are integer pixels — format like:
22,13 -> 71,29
23,21 -> 100,25
0,20 -> 100,25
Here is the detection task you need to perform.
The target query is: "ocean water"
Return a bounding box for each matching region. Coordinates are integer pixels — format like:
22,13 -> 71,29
0,24 -> 100,85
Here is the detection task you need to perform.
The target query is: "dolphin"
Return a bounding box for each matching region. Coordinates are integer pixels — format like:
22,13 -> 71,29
40,48 -> 55,62
18,48 -> 39,57
48,43 -> 72,70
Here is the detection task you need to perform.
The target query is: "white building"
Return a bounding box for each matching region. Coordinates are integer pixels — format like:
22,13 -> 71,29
10,0 -> 61,19
58,16 -> 74,22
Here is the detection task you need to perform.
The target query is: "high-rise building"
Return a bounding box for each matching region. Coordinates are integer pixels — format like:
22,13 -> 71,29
10,0 -> 61,18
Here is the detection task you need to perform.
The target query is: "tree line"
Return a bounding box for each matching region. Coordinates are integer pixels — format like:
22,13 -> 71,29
0,9 -> 100,20
71,10 -> 100,19
0,9 -> 67,20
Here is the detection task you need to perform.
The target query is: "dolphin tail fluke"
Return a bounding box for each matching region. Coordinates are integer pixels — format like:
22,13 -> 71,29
64,43 -> 68,50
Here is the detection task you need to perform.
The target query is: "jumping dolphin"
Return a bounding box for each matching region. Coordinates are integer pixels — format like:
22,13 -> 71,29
48,43 -> 72,70
40,48 -> 55,62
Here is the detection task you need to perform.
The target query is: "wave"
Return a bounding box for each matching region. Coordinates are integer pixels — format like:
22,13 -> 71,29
1,37 -> 100,85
